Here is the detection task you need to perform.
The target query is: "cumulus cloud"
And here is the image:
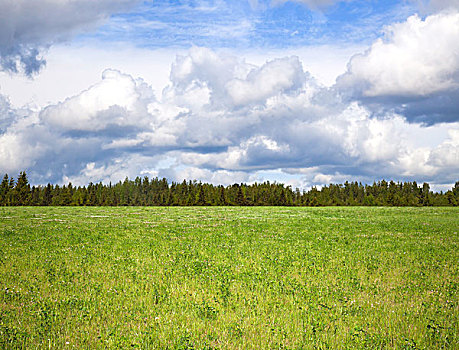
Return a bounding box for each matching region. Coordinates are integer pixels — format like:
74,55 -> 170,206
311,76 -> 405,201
428,129 -> 459,170
40,69 -> 155,131
0,104 -> 51,174
0,47 -> 458,188
0,0 -> 139,75
226,57 -> 307,106
336,11 -> 459,124
166,47 -> 311,109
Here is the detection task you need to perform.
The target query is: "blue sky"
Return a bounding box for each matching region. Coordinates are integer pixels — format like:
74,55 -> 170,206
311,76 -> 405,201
87,0 -> 416,48
0,0 -> 458,190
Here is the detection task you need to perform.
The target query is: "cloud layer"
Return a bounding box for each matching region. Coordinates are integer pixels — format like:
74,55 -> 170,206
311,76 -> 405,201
1,44 -> 457,188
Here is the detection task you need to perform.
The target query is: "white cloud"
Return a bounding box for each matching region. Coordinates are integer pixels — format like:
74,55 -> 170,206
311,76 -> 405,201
338,12 -> 459,97
40,69 -> 155,131
0,130 -> 44,173
0,0 -> 139,75
166,47 -> 252,108
428,129 -> 459,168
0,106 -> 51,174
336,11 -> 459,123
226,57 -> 307,106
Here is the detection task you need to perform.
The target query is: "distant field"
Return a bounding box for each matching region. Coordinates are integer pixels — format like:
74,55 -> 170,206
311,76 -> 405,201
0,207 -> 457,349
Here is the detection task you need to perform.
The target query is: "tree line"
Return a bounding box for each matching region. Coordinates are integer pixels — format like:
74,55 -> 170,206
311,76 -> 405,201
1,172 -> 458,207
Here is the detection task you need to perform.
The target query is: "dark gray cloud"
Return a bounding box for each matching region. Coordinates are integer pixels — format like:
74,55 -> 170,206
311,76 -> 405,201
347,90 -> 459,125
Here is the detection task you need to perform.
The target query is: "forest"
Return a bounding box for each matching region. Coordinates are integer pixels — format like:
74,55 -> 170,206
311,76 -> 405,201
1,172 -> 458,207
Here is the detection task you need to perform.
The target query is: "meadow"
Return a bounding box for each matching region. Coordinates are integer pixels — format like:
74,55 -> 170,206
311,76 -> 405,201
0,206 -> 457,349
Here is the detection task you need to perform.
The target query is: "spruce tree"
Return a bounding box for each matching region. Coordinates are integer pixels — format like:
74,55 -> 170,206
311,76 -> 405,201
196,185 -> 207,206
219,186 -> 227,205
14,171 -> 31,206
0,174 -> 10,205
235,185 -> 246,206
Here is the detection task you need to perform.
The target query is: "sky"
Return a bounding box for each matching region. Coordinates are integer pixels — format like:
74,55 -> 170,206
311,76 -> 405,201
0,0 -> 458,191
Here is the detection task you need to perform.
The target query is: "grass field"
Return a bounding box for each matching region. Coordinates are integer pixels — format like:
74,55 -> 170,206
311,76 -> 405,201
0,207 -> 457,349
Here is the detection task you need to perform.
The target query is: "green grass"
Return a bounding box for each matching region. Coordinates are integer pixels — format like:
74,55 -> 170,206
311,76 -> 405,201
0,206 -> 457,349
